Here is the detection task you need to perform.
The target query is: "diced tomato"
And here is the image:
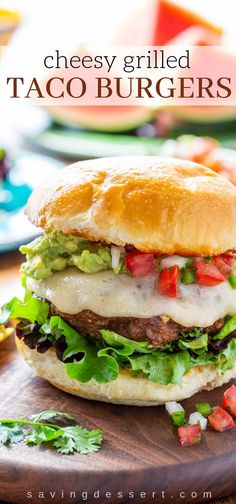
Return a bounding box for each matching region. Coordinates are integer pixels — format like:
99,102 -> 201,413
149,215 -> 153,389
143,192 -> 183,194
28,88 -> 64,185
125,250 -> 156,278
221,253 -> 234,267
178,425 -> 201,447
158,265 -> 180,298
208,406 -> 234,432
193,257 -> 205,268
212,255 -> 233,277
222,385 -> 236,417
193,259 -> 225,286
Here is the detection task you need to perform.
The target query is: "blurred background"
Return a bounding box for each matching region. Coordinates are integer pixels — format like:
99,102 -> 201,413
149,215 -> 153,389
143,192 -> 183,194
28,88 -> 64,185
1,0 -> 236,266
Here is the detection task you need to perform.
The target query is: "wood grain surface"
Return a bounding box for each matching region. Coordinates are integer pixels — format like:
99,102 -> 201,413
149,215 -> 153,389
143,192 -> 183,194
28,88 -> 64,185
0,252 -> 236,504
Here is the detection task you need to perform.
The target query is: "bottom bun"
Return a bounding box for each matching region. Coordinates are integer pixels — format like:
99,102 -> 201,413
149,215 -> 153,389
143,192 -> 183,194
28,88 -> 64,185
16,338 -> 236,406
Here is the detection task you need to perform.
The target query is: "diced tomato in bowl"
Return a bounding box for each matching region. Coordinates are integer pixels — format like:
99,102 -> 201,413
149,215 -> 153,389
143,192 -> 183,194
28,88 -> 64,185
178,425 -> 201,447
222,385 -> 236,417
208,406 -> 234,432
125,250 -> 156,278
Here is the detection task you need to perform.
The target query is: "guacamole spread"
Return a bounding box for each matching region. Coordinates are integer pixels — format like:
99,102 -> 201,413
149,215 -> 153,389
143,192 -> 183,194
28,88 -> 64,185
20,231 -> 123,280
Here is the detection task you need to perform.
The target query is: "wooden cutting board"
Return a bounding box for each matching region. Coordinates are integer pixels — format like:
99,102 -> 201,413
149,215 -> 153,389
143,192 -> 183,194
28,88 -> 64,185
0,336 -> 236,504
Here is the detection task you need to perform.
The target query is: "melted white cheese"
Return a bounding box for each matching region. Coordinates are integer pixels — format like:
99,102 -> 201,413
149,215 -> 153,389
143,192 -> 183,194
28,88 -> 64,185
27,268 -> 236,327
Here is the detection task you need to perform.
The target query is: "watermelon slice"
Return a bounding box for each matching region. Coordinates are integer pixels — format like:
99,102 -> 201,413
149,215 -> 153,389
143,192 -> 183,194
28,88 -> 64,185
47,104 -> 154,133
166,43 -> 236,123
154,0 -> 223,45
113,0 -> 223,46
46,2 -> 223,131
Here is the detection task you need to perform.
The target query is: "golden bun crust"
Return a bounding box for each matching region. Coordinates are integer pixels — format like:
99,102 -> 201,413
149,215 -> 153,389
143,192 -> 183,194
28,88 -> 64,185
16,338 -> 236,406
26,156 -> 236,255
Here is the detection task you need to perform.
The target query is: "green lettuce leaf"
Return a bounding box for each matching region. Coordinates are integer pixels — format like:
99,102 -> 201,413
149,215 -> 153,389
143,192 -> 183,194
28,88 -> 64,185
129,351 -> 191,386
66,350 -> 119,384
100,330 -> 153,355
178,333 -> 208,354
47,316 -> 119,384
219,338 -> 236,372
0,293 -> 49,325
213,315 -> 236,340
3,290 -> 236,387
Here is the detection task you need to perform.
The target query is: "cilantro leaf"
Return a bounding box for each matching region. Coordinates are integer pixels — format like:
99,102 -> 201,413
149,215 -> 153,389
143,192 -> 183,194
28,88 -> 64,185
25,425 -> 63,445
0,423 -> 24,445
0,411 -> 103,455
29,409 -> 74,423
54,434 -> 75,454
54,426 -> 103,455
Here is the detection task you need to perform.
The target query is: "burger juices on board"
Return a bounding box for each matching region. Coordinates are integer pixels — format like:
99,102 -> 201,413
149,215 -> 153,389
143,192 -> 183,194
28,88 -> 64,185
2,156 -> 236,406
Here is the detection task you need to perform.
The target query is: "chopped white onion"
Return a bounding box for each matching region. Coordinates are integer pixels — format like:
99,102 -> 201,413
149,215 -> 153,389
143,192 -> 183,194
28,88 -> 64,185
165,401 -> 185,416
189,412 -> 207,431
111,245 -> 125,269
160,255 -> 187,270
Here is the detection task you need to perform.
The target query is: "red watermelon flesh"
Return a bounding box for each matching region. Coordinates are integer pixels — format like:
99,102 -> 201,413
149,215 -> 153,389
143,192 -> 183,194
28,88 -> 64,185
154,0 -> 223,45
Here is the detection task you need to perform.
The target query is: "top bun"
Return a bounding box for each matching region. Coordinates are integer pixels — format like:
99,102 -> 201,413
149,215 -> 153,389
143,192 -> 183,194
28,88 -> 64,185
26,156 -> 236,255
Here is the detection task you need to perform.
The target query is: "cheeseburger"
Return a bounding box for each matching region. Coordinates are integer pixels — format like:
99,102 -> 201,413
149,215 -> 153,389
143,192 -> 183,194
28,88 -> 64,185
2,156 -> 236,406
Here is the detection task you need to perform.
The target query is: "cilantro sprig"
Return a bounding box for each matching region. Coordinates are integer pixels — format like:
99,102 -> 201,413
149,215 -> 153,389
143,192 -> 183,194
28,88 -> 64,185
0,409 -> 103,455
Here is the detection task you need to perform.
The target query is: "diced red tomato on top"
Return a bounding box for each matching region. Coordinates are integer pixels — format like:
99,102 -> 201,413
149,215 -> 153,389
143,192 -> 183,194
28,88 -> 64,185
193,259 -> 225,286
125,250 -> 156,278
208,406 -> 234,432
221,253 -> 234,267
178,425 -> 201,447
212,255 -> 233,277
222,385 -> 236,417
158,265 -> 180,298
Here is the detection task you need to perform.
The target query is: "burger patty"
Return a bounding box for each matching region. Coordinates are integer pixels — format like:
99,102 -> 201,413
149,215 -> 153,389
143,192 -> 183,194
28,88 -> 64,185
50,304 -> 225,348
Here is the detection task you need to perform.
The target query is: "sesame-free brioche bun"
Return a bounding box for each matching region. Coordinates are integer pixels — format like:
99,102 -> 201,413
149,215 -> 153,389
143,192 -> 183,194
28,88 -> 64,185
16,338 -> 236,406
26,156 -> 236,256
